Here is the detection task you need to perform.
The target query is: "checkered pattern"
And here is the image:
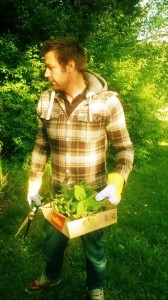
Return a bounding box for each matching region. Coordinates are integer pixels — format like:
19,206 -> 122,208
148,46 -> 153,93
30,88 -> 134,191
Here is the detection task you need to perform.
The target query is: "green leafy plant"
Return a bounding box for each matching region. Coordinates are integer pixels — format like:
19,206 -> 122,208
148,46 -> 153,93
51,184 -> 106,219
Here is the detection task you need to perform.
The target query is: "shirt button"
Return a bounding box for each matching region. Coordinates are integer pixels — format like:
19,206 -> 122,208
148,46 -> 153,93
66,169 -> 70,173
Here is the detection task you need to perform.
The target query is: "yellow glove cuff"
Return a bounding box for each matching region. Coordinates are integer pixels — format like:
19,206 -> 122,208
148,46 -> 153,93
107,173 -> 125,199
28,180 -> 41,196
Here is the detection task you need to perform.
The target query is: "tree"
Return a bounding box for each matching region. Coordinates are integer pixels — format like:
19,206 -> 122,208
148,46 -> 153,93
0,0 -> 167,163
0,35 -> 48,161
137,0 -> 168,41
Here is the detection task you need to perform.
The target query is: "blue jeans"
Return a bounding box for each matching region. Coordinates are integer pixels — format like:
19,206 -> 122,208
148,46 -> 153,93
43,220 -> 106,289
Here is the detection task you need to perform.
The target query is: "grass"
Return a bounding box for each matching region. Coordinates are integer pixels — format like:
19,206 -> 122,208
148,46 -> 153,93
0,144 -> 168,300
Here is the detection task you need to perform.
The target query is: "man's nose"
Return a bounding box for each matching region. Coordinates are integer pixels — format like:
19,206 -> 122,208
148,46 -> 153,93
45,68 -> 51,78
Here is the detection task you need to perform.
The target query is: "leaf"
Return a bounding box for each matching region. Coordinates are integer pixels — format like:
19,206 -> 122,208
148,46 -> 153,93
86,197 -> 106,212
77,201 -> 85,217
74,185 -> 86,201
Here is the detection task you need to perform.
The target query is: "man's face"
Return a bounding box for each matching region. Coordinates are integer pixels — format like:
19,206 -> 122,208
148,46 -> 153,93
44,51 -> 69,92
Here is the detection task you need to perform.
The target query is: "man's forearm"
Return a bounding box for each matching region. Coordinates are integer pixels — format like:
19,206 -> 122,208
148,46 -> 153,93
28,142 -> 50,195
112,144 -> 134,182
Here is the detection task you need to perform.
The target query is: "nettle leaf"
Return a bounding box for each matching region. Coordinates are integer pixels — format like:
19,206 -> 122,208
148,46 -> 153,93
71,202 -> 78,214
76,200 -> 88,217
74,185 -> 86,201
86,197 -> 105,212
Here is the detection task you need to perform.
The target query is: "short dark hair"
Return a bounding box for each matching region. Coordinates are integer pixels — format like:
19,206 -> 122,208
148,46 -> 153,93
41,37 -> 87,71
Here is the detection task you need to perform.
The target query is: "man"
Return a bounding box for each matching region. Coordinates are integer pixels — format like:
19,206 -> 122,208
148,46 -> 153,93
25,37 -> 134,300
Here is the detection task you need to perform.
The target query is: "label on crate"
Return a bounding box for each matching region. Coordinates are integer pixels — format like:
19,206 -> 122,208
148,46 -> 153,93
51,210 -> 66,231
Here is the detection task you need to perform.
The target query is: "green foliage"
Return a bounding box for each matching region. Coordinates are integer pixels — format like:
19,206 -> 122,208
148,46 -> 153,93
0,166 -> 9,202
0,1 -> 167,164
138,0 -> 168,41
0,35 -> 48,161
110,42 -> 167,154
51,184 -> 106,218
0,0 -> 141,45
87,37 -> 167,162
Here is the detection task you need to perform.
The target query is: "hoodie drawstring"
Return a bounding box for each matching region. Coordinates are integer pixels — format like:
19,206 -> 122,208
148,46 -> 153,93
86,92 -> 95,122
46,91 -> 55,120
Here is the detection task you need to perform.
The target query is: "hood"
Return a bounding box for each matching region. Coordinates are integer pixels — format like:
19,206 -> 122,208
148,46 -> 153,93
83,70 -> 108,96
83,70 -> 108,122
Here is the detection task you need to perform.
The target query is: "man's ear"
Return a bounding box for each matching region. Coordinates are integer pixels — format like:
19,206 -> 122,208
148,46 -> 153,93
66,60 -> 76,73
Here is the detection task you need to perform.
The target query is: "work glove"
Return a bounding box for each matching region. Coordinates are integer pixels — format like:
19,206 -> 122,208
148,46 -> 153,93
27,179 -> 42,207
95,184 -> 120,205
95,173 -> 125,205
27,193 -> 43,207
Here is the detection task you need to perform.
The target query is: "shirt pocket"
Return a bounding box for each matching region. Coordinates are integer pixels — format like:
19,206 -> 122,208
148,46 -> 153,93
76,114 -> 106,141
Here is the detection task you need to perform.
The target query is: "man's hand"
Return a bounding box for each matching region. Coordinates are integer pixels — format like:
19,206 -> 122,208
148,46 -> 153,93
27,193 -> 43,207
95,173 -> 125,205
27,179 -> 42,207
95,184 -> 120,205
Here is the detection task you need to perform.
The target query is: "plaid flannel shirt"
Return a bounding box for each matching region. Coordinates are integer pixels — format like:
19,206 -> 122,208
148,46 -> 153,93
29,73 -> 134,193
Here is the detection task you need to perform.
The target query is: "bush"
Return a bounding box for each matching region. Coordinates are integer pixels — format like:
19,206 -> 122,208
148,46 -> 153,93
0,35 -> 48,161
87,39 -> 167,163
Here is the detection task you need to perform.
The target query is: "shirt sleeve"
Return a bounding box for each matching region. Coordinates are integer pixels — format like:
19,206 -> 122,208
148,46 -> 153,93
29,115 -> 50,184
106,95 -> 134,182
